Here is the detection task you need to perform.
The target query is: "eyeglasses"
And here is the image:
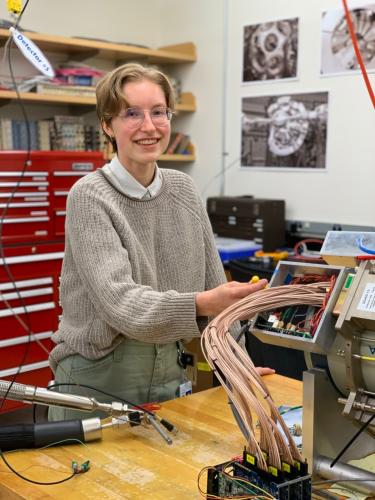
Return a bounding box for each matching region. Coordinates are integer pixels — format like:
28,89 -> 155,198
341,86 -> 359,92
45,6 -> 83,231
117,106 -> 173,128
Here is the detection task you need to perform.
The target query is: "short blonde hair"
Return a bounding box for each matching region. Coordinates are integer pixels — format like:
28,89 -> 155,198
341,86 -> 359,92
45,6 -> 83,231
96,63 -> 175,152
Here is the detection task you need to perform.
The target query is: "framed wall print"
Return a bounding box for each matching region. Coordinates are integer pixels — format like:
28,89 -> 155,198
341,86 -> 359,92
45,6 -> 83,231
321,3 -> 375,76
241,92 -> 329,170
242,17 -> 299,83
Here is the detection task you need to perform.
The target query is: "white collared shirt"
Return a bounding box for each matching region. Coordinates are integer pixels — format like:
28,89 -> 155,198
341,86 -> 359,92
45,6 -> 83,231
102,155 -> 162,199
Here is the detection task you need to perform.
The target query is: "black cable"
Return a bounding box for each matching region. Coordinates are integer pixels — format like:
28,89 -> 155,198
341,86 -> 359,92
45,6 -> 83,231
0,448 -> 76,485
13,0 -> 30,30
0,3 -> 78,489
234,322 -> 249,344
0,0 -> 37,413
330,412 -> 375,468
325,364 -> 346,399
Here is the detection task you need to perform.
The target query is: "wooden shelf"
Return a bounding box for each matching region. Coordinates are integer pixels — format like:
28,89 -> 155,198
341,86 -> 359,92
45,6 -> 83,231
0,90 -> 95,106
0,90 -> 196,112
175,92 -> 196,113
105,144 -> 196,163
159,143 -> 196,163
0,29 -> 197,164
0,29 -> 196,64
159,153 -> 195,162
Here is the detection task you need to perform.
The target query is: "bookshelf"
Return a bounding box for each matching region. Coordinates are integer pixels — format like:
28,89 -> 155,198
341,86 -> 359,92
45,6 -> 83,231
0,29 -> 197,164
0,90 -> 196,112
104,144 -> 195,163
0,29 -> 196,64
160,153 -> 195,162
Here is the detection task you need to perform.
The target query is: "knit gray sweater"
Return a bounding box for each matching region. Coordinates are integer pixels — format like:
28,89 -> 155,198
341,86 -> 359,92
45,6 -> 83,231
49,168 -> 226,370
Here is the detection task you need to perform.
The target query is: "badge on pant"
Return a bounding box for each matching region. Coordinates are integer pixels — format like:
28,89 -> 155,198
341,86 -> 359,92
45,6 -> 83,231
178,380 -> 192,397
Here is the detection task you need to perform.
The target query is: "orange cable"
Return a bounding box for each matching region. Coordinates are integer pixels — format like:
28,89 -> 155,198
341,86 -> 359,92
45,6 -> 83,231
342,0 -> 375,109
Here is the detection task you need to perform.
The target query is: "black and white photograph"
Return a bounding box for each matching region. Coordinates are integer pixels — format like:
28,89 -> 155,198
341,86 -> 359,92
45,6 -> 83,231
242,17 -> 299,83
321,3 -> 375,75
241,92 -> 329,169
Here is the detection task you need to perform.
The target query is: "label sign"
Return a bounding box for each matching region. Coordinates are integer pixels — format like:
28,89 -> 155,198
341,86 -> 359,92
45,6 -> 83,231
72,163 -> 94,171
10,27 -> 55,78
357,283 -> 375,313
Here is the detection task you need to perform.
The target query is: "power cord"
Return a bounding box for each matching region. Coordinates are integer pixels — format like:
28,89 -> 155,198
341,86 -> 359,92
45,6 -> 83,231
0,448 -> 78,485
0,0 -> 36,413
0,436 -> 91,485
330,412 -> 375,468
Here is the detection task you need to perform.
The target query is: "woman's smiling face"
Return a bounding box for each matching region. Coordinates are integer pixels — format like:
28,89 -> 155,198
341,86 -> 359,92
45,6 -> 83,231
104,79 -> 171,175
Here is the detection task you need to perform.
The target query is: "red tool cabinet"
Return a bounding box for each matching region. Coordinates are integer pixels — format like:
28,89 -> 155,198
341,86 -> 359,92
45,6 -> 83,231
0,151 -> 104,412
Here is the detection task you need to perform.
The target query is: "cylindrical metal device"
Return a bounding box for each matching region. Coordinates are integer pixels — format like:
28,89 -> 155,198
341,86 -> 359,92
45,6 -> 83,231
327,330 -> 375,395
0,418 -> 102,452
315,455 -> 375,495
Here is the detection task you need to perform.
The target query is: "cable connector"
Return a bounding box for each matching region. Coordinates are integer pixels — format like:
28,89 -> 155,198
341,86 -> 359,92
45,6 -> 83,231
72,460 -> 90,474
160,418 -> 176,434
128,411 -> 142,426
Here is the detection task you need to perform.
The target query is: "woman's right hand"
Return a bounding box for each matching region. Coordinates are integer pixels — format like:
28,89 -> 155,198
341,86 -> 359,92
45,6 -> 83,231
195,279 -> 268,317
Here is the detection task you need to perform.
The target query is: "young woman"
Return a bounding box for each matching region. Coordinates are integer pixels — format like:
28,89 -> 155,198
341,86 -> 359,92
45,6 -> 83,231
48,63 -> 271,420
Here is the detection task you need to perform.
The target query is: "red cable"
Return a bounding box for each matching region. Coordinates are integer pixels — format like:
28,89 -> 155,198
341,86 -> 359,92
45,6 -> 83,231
357,255 -> 375,260
342,0 -> 375,109
293,239 -> 324,263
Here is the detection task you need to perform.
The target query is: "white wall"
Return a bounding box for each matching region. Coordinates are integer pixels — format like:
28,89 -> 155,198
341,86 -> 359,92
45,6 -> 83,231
1,0 -> 374,227
0,1 -> 162,46
224,0 -> 375,226
152,0 -> 226,196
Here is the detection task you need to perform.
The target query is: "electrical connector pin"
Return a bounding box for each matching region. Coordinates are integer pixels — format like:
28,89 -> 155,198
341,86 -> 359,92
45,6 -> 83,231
72,460 -> 90,474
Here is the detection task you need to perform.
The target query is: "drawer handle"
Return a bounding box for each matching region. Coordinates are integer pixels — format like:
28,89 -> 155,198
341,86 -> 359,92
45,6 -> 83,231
0,182 -> 48,187
0,301 -> 55,318
0,192 -> 50,198
2,217 -> 49,224
0,202 -> 49,208
0,171 -> 48,177
0,287 -> 53,301
0,277 -> 53,291
0,252 -> 64,266
0,331 -> 53,348
0,360 -> 50,377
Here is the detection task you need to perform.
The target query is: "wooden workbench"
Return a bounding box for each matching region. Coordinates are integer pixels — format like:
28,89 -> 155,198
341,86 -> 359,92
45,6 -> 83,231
0,375 -> 302,499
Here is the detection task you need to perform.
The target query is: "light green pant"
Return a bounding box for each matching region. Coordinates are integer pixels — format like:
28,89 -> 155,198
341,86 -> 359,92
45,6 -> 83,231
48,339 -> 185,421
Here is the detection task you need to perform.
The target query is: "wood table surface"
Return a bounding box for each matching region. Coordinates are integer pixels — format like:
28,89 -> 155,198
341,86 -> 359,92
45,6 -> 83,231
0,375 -> 303,499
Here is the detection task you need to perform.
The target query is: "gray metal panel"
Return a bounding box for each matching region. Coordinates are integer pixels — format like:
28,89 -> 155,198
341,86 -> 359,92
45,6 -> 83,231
250,261 -> 348,353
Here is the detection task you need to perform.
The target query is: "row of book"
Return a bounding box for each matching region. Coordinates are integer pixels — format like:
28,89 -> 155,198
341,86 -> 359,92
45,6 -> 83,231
0,117 -> 107,152
0,117 -> 192,156
166,132 -> 191,155
34,82 -> 97,97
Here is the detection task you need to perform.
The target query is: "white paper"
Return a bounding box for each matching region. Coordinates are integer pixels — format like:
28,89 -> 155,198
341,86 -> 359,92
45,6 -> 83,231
357,283 -> 375,312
